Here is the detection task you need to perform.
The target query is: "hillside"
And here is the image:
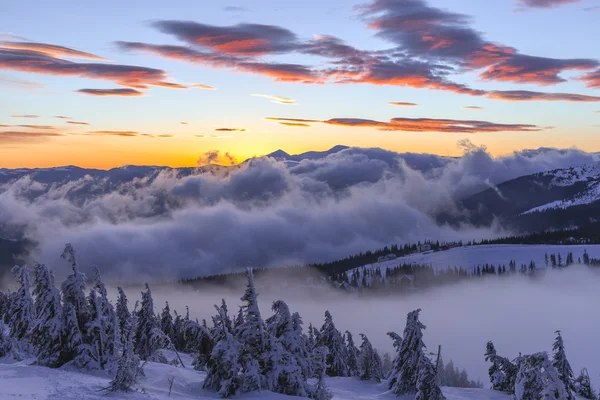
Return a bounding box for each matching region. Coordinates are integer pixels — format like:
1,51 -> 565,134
460,164 -> 600,231
0,356 -> 512,400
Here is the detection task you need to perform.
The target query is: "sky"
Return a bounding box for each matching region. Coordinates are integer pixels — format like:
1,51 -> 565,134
1,0 -> 600,169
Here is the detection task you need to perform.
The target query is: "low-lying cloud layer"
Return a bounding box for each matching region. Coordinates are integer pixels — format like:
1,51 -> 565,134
0,144 -> 598,280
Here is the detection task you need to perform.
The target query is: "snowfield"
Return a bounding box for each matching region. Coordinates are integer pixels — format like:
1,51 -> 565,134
0,356 -> 514,400
347,244 -> 600,279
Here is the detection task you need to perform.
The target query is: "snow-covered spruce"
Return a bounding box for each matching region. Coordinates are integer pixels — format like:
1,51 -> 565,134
134,283 -> 168,362
345,331 -> 360,377
574,368 -> 598,400
108,313 -> 142,392
514,352 -> 567,400
416,354 -> 446,400
552,330 -> 575,400
358,333 -> 383,382
318,310 -> 348,377
388,308 -> 426,395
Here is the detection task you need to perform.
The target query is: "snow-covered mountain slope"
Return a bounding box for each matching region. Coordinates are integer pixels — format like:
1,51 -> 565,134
346,244 -> 600,279
0,356 -> 514,400
459,163 -> 600,230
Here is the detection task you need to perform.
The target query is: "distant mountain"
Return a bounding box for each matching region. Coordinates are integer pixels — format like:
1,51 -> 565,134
266,145 -> 349,162
459,164 -> 600,231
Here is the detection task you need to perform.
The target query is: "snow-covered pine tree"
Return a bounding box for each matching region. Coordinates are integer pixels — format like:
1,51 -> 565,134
236,268 -> 266,361
203,302 -> 241,397
574,368 -> 598,400
31,263 -> 63,367
358,333 -> 383,382
92,266 -> 118,370
388,309 -> 426,395
416,354 -> 446,400
8,264 -> 34,344
0,319 -> 10,357
553,330 -> 575,400
76,289 -> 116,370
233,306 -> 244,331
115,287 -> 130,346
485,341 -> 507,391
265,300 -> 310,379
172,310 -> 185,351
261,334 -> 309,397
108,313 -> 141,392
134,283 -> 168,362
311,346 -> 333,400
291,311 -> 311,378
435,346 -> 445,386
345,331 -> 360,377
160,301 -> 175,344
307,323 -> 316,352
318,310 -> 348,377
60,244 -> 89,330
514,352 -> 567,400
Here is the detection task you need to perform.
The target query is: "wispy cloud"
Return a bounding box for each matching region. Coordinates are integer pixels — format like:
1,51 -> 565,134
388,102 -> 418,107
0,41 -> 109,61
488,90 -> 600,102
76,88 -> 144,96
223,6 -> 249,12
15,124 -> 55,129
66,121 -> 89,125
87,130 -> 140,137
54,115 -> 72,119
267,116 -> 545,133
215,127 -> 246,132
196,134 -> 233,139
0,130 -> 63,144
279,122 -> 311,127
464,106 -> 484,110
518,0 -> 583,8
11,114 -> 39,118
252,94 -> 296,105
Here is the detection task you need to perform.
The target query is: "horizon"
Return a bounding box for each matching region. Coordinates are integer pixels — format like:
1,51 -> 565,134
2,0 -> 600,169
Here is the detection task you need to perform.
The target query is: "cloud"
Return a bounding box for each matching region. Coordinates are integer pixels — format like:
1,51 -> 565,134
3,144 -> 598,280
215,127 -> 246,132
0,44 -> 188,90
197,150 -> 237,166
156,134 -> 175,138
15,125 -> 54,129
279,122 -> 311,127
0,130 -> 63,144
75,88 -> 144,96
196,134 -> 233,139
583,5 -> 600,11
189,83 -> 216,90
463,106 -> 483,110
578,69 -> 600,88
480,55 -> 598,85
11,114 -> 39,118
519,0 -> 583,8
389,102 -> 417,107
153,21 -> 301,56
223,5 -> 249,12
487,90 -> 600,102
66,121 -> 89,125
252,94 -> 296,105
54,115 -> 72,119
267,115 -> 544,133
0,41 -> 108,61
87,130 -> 140,137
180,122 -> 188,125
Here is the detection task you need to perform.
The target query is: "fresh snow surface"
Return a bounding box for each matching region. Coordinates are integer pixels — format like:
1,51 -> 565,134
0,356 -> 514,400
522,164 -> 600,214
347,244 -> 600,279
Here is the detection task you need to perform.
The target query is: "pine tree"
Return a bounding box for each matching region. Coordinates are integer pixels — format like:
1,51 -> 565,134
311,346 -> 333,400
514,352 -> 567,400
388,309 -> 426,395
108,312 -> 142,392
485,341 -> 507,391
318,310 -> 348,377
574,368 -> 597,400
416,354 -> 446,400
345,331 -> 360,377
0,319 -> 11,357
60,244 -> 89,330
435,345 -> 445,386
31,263 -> 63,367
115,287 -> 130,346
134,283 -> 168,362
203,302 -> 241,397
552,330 -> 575,400
8,264 -> 34,344
160,301 -> 175,343
358,333 -> 383,382
236,268 -> 266,360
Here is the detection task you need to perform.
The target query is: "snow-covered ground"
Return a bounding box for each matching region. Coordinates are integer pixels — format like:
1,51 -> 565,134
347,244 -> 600,279
0,356 -> 513,400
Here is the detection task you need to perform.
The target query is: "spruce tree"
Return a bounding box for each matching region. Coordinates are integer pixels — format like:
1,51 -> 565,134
160,301 -> 175,344
115,287 -> 130,346
485,341 -> 517,393
552,330 -> 575,400
8,264 -> 34,343
31,263 -> 63,367
318,310 -> 348,377
345,331 -> 360,377
358,333 -> 383,382
236,268 -> 266,360
514,352 -> 567,400
574,368 -> 598,400
311,346 -> 333,400
416,354 -> 446,400
388,309 -> 426,395
203,302 -> 241,397
134,283 -> 168,362
60,244 -> 89,329
109,313 -> 141,392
